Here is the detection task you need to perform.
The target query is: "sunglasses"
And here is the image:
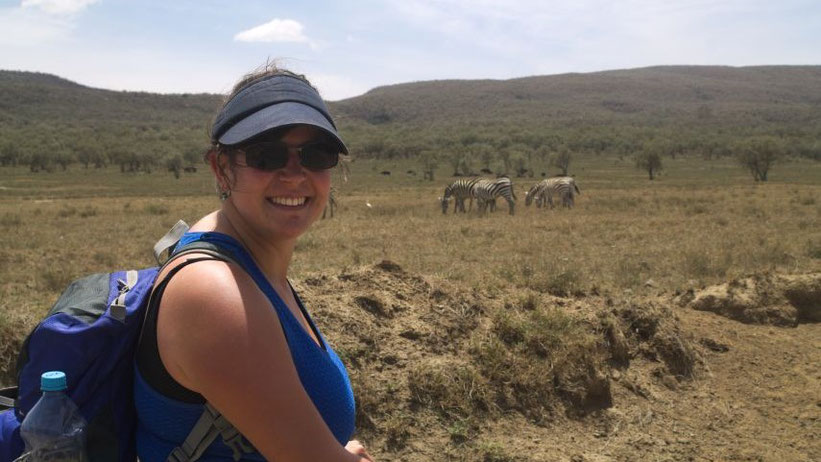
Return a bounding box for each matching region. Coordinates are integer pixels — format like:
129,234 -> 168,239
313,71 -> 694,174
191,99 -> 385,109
235,140 -> 340,171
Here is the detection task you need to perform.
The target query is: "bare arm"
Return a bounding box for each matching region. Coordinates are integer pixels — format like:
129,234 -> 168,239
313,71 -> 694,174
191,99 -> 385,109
156,260 -> 367,461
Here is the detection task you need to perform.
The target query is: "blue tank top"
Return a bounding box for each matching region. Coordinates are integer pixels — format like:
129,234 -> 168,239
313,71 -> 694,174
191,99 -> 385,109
134,232 -> 356,461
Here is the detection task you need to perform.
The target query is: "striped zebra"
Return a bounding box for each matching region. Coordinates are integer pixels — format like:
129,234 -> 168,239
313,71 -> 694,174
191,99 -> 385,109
473,177 -> 516,215
322,187 -> 338,219
526,177 -> 580,209
440,178 -> 479,214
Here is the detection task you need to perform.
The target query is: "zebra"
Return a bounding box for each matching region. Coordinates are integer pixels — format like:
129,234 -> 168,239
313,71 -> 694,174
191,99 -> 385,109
525,181 -> 547,208
322,187 -> 337,219
440,178 -> 479,214
473,177 -> 516,215
526,177 -> 580,209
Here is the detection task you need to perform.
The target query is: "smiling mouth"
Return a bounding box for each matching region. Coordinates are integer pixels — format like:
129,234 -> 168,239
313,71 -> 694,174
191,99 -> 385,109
268,196 -> 308,207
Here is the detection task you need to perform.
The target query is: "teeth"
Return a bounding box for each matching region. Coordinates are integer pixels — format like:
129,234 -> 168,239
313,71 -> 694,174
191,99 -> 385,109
270,196 -> 307,207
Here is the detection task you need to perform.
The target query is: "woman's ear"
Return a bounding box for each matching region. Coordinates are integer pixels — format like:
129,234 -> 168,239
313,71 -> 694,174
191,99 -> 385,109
208,148 -> 233,192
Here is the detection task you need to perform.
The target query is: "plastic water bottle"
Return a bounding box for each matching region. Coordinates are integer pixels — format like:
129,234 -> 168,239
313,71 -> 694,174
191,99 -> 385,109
18,371 -> 87,462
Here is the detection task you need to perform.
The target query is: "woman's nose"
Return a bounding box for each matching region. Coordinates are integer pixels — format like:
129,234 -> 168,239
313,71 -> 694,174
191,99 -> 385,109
278,150 -> 306,179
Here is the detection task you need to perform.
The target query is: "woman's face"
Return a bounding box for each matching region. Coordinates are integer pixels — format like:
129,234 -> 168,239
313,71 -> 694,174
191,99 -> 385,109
221,125 -> 332,242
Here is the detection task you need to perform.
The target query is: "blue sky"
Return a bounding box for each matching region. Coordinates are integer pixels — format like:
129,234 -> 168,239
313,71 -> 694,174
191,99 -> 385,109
2,0 -> 820,100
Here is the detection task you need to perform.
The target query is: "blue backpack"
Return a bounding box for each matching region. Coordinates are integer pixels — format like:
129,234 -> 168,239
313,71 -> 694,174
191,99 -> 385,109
0,221 -> 251,462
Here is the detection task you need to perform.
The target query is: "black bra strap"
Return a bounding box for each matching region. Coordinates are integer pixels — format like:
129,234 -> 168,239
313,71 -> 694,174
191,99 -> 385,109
136,256 -> 226,404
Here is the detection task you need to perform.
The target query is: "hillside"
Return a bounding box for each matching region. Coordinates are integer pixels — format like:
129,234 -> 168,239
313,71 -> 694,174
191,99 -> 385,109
1,65 -> 820,168
0,70 -> 220,131
334,65 -> 821,125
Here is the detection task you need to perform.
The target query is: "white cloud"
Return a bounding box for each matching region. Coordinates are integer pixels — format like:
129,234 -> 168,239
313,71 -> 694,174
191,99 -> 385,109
234,18 -> 310,43
21,0 -> 101,15
0,6 -> 72,45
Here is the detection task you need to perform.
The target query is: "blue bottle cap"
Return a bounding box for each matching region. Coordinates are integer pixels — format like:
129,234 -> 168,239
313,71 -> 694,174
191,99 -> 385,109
40,371 -> 67,392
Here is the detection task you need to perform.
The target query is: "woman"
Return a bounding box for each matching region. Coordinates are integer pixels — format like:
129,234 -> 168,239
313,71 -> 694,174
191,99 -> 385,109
134,65 -> 373,461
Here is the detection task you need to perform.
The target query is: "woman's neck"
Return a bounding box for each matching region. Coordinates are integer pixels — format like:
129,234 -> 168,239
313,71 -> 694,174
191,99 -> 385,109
195,208 -> 295,286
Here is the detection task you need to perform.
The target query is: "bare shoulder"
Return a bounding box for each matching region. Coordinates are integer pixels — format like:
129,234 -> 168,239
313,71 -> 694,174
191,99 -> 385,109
154,256 -> 283,391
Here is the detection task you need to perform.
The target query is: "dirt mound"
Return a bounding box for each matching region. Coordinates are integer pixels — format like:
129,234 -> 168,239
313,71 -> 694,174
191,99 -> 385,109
677,272 -> 821,326
295,261 -> 703,460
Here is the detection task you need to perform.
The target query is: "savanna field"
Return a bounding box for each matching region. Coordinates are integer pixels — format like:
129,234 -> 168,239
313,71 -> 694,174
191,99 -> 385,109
1,155 -> 820,461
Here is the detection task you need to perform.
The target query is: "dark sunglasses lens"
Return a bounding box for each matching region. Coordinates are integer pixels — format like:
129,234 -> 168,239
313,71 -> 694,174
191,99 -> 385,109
300,143 -> 339,170
243,143 -> 288,171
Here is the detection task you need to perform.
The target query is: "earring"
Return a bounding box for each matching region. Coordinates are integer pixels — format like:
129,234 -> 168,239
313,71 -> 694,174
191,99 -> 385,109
219,189 -> 231,201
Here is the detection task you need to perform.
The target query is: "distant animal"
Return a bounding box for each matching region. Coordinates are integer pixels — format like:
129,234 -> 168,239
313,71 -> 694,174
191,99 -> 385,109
406,170 -> 416,175
473,177 -> 516,215
526,177 -> 580,209
441,178 -> 479,214
322,188 -> 337,219
480,168 -> 493,175
380,170 -> 391,176
183,166 -> 197,173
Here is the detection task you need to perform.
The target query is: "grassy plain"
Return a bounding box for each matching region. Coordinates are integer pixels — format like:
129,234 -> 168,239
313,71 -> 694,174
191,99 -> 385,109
1,155 -> 819,372
1,155 -> 819,460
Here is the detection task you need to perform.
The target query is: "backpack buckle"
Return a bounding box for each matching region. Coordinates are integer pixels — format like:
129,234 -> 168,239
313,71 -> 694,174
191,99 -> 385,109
213,414 -> 254,461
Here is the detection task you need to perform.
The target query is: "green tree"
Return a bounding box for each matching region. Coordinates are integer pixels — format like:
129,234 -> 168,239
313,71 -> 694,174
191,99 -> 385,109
635,148 -> 663,180
0,142 -> 21,166
420,150 -> 438,181
166,155 -> 183,179
550,149 -> 572,175
736,138 -> 784,182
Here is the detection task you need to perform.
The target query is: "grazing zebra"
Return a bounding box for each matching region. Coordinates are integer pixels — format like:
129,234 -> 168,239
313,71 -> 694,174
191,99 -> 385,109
526,177 -> 580,209
525,181 -> 547,207
473,177 -> 516,215
322,187 -> 337,219
441,178 -> 479,214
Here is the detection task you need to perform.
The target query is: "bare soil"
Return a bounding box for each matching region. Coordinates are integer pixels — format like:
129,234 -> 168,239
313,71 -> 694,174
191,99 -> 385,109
298,265 -> 820,461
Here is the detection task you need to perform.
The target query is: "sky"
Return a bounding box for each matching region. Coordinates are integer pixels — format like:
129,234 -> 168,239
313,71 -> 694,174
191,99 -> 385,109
1,0 -> 820,101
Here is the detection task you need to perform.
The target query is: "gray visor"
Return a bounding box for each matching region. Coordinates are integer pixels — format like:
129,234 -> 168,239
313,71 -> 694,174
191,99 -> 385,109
211,74 -> 347,153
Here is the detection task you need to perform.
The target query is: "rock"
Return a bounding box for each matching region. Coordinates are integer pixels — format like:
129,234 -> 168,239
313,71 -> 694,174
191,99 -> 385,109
644,279 -> 657,288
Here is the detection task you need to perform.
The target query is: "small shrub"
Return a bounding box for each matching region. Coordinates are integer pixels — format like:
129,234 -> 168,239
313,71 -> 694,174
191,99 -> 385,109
682,250 -> 731,279
407,361 -> 490,419
58,207 -> 77,218
79,206 -> 98,218
446,418 -> 472,444
808,242 -> 821,259
518,292 -> 539,310
476,441 -> 515,462
614,258 -> 643,288
92,251 -> 116,266
539,268 -> 583,296
685,204 -> 709,215
143,203 -> 170,215
0,213 -> 22,227
742,205 -> 766,219
38,267 -> 74,292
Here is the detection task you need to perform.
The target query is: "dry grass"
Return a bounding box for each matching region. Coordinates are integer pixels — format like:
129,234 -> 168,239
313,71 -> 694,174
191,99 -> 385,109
0,156 -> 819,460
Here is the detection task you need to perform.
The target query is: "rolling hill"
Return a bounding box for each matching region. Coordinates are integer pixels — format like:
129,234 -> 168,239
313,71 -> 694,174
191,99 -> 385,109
1,65 -> 820,165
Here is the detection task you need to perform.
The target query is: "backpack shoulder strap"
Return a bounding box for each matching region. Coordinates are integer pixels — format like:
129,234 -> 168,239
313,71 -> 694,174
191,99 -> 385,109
0,387 -> 16,410
166,404 -> 254,462
154,220 -> 191,265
